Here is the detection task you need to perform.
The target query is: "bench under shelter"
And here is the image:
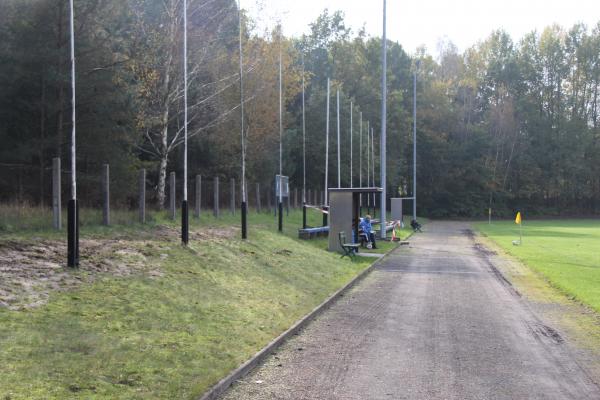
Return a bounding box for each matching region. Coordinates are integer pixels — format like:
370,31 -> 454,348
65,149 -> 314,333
327,187 -> 382,253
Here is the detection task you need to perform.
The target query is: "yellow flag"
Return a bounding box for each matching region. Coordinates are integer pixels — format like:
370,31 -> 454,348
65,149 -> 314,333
515,212 -> 522,225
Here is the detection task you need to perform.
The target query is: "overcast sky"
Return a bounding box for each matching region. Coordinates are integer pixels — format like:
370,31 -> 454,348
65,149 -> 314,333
245,0 -> 599,56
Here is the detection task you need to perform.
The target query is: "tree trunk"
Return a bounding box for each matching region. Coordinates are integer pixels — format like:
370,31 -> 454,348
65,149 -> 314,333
155,10 -> 175,209
157,154 -> 168,210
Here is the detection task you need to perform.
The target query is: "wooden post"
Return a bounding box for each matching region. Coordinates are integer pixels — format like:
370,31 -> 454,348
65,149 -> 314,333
267,187 -> 272,214
52,157 -> 61,230
102,163 -> 110,226
195,175 -> 201,218
169,172 -> 176,220
255,183 -> 261,213
294,188 -> 298,209
230,178 -> 236,215
139,169 -> 146,224
213,177 -> 220,217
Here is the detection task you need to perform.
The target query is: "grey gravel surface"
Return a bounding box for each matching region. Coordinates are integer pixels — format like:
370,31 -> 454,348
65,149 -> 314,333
221,221 -> 600,400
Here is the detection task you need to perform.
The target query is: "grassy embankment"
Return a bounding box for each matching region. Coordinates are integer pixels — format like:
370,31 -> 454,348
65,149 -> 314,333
0,205 -> 410,399
475,220 -> 600,313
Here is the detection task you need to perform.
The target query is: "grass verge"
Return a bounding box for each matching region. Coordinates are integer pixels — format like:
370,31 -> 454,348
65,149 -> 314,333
0,210 -> 376,399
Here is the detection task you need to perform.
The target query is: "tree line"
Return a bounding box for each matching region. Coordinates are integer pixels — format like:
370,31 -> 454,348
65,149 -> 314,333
1,0 -> 599,217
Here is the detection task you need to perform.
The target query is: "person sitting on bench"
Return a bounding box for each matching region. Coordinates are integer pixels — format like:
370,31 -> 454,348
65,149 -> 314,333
359,215 -> 377,249
411,219 -> 422,232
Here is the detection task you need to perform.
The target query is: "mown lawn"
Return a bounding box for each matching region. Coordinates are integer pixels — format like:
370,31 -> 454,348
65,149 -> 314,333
474,219 -> 600,313
0,209 -> 376,399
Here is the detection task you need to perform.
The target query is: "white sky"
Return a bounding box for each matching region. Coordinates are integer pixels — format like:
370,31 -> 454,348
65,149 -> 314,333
246,0 -> 600,56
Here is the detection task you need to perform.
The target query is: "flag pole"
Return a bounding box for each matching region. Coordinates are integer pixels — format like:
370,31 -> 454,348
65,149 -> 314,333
515,212 -> 523,245
278,39 -> 283,232
337,89 -> 341,188
181,0 -> 189,245
239,0 -> 247,239
324,78 -> 330,205
67,0 -> 79,267
380,0 -> 388,239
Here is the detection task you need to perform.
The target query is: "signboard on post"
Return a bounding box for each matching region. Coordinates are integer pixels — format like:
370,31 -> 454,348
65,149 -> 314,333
275,175 -> 289,198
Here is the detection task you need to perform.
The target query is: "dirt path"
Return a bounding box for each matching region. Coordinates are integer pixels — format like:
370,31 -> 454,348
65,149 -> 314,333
221,221 -> 600,400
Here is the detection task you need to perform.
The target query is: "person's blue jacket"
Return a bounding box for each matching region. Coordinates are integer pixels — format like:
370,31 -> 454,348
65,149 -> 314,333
359,217 -> 372,235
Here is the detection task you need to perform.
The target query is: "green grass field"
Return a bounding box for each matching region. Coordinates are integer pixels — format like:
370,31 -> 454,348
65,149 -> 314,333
0,207 -> 409,399
475,220 -> 600,314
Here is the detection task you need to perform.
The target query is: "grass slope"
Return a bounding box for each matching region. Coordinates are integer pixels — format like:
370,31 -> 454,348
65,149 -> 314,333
475,220 -> 600,313
0,210 -> 375,399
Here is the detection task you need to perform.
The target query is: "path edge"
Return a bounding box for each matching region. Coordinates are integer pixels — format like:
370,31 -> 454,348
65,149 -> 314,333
198,248 -> 397,400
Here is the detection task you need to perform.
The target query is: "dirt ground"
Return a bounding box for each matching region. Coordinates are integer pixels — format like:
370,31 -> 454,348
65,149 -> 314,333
0,225 -> 236,310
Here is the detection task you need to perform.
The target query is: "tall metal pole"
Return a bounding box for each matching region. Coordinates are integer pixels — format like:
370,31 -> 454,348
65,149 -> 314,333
278,43 -> 283,232
350,102 -> 353,187
359,112 -> 363,208
302,57 -> 307,228
336,90 -> 341,188
302,56 -> 306,205
239,0 -> 247,239
371,127 -> 376,212
372,127 -> 376,185
413,60 -> 419,222
67,0 -> 79,267
366,120 -> 371,212
324,78 -> 330,205
366,120 -> 370,189
181,0 -> 189,245
380,0 -> 388,239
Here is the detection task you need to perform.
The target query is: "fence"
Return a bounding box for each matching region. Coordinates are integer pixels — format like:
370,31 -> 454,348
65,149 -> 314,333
0,158 -> 330,231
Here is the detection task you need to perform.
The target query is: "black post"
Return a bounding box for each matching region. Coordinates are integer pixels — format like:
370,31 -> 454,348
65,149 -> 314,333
241,201 -> 247,239
181,200 -> 189,245
278,201 -> 283,232
67,199 -> 79,267
302,204 -> 307,229
322,206 -> 328,227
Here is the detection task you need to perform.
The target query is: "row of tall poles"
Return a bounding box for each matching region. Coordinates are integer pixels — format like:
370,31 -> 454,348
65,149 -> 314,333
239,2 -> 398,237
65,0 -> 417,264
321,83 -> 378,193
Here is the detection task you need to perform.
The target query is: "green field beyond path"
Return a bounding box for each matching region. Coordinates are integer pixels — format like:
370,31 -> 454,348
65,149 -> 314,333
475,220 -> 600,313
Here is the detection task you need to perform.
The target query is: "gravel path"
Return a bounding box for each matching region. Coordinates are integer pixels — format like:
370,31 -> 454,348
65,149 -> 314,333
221,221 -> 600,400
